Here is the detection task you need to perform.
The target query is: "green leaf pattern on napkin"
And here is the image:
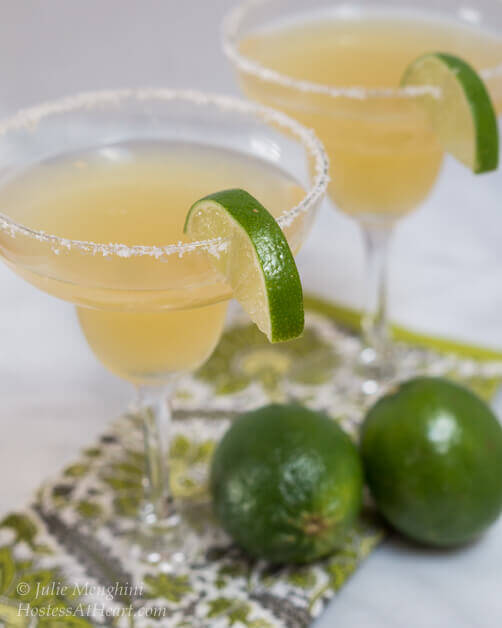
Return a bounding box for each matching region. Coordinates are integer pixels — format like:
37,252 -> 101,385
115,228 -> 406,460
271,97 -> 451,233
1,303 -> 497,627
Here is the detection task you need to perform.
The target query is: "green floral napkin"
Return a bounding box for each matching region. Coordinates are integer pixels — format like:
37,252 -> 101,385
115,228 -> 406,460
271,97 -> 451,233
0,298 -> 498,627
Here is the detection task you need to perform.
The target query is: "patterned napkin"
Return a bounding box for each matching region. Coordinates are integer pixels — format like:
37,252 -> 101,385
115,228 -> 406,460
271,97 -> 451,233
0,300 -> 498,628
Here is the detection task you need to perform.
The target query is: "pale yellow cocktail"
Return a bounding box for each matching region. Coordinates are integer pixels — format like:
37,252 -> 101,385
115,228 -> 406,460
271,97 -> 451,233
225,3 -> 502,373
0,140 -> 305,384
0,89 -> 328,566
237,12 -> 502,217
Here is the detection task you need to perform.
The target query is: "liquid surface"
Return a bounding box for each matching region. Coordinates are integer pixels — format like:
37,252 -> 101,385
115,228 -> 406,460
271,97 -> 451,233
240,12 -> 502,216
2,140 -> 304,245
0,141 -> 305,383
242,12 -> 502,89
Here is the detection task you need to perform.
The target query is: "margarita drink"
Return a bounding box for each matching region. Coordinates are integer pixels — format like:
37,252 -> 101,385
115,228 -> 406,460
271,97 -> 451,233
0,140 -> 305,384
0,89 -> 328,567
238,11 -> 502,217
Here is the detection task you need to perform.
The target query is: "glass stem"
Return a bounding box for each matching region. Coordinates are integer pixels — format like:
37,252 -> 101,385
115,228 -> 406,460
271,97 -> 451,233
361,221 -> 393,357
136,383 -> 174,524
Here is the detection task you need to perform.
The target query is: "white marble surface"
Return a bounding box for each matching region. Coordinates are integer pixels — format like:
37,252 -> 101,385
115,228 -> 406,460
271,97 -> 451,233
1,1 -> 502,626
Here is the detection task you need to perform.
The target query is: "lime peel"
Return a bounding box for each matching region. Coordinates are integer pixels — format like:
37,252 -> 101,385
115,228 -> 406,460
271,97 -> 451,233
184,188 -> 304,343
401,52 -> 499,174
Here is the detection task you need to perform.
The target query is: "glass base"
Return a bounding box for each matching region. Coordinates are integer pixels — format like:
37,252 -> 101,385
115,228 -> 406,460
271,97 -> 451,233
127,506 -> 202,572
328,324 -> 502,428
357,344 -> 397,395
133,514 -> 186,571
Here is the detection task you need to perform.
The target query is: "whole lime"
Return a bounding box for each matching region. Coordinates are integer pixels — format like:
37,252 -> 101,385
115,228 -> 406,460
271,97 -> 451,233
210,404 -> 363,563
361,377 -> 502,546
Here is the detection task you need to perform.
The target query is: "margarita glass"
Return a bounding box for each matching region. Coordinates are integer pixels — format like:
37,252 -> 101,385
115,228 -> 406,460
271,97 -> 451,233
0,89 -> 328,567
224,0 -> 502,383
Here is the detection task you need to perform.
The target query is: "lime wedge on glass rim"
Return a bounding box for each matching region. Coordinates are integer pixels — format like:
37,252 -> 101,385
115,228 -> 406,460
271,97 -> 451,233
401,52 -> 499,173
184,188 -> 304,343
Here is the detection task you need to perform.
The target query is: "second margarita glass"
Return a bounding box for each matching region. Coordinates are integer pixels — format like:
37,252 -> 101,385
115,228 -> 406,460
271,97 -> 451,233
224,0 -> 502,388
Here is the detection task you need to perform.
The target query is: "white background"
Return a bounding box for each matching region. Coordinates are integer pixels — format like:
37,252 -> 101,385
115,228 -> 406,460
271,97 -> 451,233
1,1 -> 502,625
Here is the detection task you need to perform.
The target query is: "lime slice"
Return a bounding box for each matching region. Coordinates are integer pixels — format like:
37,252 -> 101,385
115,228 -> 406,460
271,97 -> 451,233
401,52 -> 498,173
184,188 -> 304,342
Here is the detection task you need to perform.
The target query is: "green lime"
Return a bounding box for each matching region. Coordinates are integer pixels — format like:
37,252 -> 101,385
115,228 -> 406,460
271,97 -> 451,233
361,377 -> 502,547
185,188 -> 303,343
210,403 -> 363,563
401,52 -> 498,173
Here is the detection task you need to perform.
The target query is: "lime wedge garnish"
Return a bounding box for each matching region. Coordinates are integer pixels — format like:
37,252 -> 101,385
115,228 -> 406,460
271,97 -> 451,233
401,52 -> 499,173
184,188 -> 304,343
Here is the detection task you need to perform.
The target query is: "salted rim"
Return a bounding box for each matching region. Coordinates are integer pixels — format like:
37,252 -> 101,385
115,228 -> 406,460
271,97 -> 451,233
0,88 -> 329,259
222,0 -> 502,100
